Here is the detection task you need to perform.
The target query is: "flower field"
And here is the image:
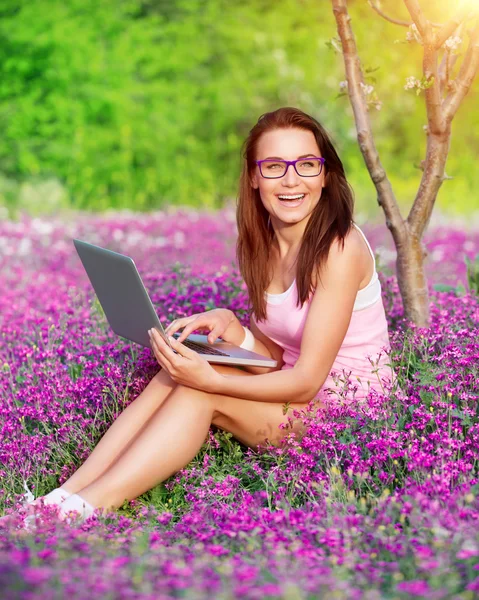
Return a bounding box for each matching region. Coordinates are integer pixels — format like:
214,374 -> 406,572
0,208 -> 479,599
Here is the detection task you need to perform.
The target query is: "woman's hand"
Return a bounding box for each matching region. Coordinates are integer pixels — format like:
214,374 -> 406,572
165,308 -> 238,345
148,328 -> 222,393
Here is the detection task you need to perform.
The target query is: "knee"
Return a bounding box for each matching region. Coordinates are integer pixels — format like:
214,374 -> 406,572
153,368 -> 175,387
171,383 -> 217,414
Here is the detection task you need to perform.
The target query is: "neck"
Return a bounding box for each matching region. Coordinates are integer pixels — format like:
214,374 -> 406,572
270,217 -> 308,259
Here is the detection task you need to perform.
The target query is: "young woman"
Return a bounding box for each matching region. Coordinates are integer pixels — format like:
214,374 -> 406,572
15,107 -> 393,526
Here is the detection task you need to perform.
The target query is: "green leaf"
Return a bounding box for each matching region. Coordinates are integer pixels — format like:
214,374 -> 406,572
433,284 -> 457,293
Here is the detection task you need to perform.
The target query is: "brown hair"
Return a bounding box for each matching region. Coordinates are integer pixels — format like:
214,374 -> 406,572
236,106 -> 354,322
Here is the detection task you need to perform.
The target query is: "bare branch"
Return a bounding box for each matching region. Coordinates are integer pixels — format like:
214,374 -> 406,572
443,18 -> 479,124
331,0 -> 406,246
368,1 -> 410,27
438,21 -> 464,97
435,6 -> 477,50
403,0 -> 430,39
369,0 -> 443,29
423,44 -> 444,135
438,51 -> 459,96
407,134 -> 451,239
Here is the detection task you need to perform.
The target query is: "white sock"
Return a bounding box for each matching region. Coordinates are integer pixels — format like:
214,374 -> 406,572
22,487 -> 74,531
42,487 -> 72,506
25,486 -> 71,508
59,493 -> 95,523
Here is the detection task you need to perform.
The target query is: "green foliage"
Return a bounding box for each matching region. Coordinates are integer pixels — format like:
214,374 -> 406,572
432,255 -> 479,297
0,0 -> 477,216
465,254 -> 479,295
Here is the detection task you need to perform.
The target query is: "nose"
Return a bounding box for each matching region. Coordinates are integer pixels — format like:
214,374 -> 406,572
282,163 -> 300,186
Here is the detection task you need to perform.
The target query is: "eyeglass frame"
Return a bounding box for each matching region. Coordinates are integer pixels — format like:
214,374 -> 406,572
255,156 -> 326,179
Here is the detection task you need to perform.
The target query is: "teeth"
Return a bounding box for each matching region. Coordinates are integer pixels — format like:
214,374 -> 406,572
278,194 -> 305,200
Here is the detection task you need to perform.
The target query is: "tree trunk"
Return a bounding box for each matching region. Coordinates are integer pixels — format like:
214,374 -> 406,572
395,225 -> 430,326
397,127 -> 451,325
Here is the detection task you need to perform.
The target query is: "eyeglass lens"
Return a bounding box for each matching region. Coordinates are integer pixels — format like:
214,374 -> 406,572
260,159 -> 322,178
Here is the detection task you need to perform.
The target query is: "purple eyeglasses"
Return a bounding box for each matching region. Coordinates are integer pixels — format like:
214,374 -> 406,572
255,157 -> 325,179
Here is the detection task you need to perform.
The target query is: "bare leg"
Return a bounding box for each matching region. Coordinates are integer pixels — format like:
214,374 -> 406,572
61,369 -> 176,495
64,365 -> 313,514
77,385 -> 215,511
74,368 -> 312,513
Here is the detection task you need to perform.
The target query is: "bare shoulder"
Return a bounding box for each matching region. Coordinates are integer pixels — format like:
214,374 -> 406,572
311,226 -> 367,288
330,226 -> 366,258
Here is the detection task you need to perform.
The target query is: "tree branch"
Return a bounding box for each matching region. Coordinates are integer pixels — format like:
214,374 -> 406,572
368,1 -> 410,27
423,42 -> 443,135
435,6 -> 477,50
369,0 -> 443,29
407,134 -> 451,240
438,50 -> 459,97
443,18 -> 479,124
403,0 -> 430,39
331,0 -> 406,246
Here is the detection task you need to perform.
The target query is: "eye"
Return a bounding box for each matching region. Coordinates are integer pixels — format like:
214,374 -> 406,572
299,161 -> 315,168
265,162 -> 283,169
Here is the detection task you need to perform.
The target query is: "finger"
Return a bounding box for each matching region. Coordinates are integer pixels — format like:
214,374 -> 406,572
150,334 -> 169,368
150,331 -> 176,370
150,341 -> 169,371
165,319 -> 181,335
167,335 -> 198,360
165,315 -> 197,336
207,325 -> 223,344
176,323 -> 194,343
176,319 -> 207,343
151,329 -> 176,355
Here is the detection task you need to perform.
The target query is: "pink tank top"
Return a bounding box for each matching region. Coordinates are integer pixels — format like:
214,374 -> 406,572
252,224 -> 393,403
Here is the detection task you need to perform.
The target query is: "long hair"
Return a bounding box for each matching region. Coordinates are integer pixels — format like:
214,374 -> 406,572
236,106 -> 354,322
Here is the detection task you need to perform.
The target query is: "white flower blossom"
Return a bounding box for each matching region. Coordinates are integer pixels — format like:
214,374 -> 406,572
338,79 -> 380,108
404,76 -> 420,90
360,82 -> 374,95
406,23 -> 422,44
444,35 -> 462,52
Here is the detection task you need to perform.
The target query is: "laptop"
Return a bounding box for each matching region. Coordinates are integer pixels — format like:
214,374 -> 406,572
73,239 -> 277,368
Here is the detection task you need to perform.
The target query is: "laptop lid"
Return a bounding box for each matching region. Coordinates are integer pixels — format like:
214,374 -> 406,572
72,239 -> 277,368
73,238 -> 171,349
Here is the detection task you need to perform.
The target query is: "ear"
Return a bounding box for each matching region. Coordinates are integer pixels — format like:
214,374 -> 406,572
322,171 -> 329,188
251,172 -> 259,190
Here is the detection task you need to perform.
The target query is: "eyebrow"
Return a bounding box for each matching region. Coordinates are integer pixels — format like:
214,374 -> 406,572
261,154 -> 319,160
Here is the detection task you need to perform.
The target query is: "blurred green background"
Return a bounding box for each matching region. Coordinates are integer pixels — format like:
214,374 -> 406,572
0,0 -> 477,219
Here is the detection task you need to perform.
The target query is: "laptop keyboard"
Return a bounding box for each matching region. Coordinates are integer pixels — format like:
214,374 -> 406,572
182,339 -> 229,356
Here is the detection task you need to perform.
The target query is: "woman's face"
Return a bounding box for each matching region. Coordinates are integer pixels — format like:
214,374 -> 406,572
251,127 -> 327,230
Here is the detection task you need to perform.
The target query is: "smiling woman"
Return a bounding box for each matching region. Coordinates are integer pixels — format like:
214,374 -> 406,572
10,107 -> 394,529
237,108 -> 392,402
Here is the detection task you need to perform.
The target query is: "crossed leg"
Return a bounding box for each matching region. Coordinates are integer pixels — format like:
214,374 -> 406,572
70,365 -> 313,512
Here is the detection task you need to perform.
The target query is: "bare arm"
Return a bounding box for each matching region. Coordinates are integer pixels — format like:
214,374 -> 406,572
213,233 -> 365,403
214,363 -> 314,403
164,307 -> 283,374
216,309 -> 284,375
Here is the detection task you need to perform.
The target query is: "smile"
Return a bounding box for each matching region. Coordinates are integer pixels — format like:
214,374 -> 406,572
277,193 -> 306,207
